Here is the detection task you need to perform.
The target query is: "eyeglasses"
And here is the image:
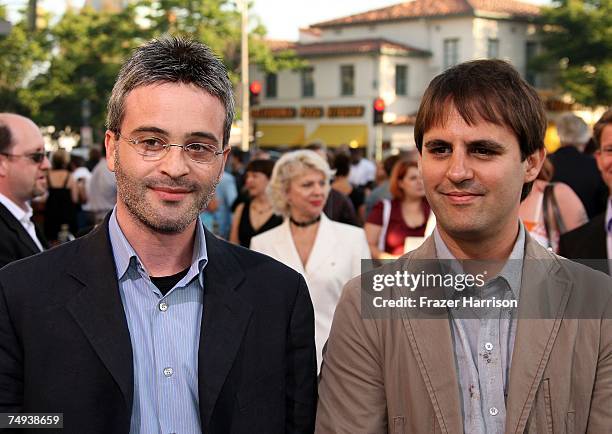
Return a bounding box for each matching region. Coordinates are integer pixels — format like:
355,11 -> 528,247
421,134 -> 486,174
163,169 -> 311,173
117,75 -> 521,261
0,151 -> 48,164
117,132 -> 224,164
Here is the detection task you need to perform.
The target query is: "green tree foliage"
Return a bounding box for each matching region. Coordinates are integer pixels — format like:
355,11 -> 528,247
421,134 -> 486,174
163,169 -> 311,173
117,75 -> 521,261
2,0 -> 301,137
535,0 -> 612,106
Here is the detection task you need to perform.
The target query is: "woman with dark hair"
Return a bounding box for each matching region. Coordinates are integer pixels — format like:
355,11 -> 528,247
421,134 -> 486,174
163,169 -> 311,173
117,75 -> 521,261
365,160 -> 432,259
44,149 -> 79,242
519,158 -> 587,252
331,152 -> 367,224
229,159 -> 282,247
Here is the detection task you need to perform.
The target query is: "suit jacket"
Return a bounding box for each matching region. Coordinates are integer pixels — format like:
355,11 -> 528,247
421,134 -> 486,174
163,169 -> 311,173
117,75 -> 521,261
559,213 -> 610,275
0,202 -> 47,269
250,215 -> 371,371
549,147 -> 608,218
0,218 -> 317,434
316,232 -> 612,434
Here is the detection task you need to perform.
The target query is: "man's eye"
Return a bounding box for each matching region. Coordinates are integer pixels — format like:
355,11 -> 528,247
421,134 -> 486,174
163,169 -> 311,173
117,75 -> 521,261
140,138 -> 165,149
187,143 -> 211,153
429,146 -> 450,155
473,147 -> 495,156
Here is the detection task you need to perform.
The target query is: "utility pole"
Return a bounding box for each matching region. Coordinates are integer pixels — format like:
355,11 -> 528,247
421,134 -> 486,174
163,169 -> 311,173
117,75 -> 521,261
240,0 -> 250,152
27,0 -> 37,31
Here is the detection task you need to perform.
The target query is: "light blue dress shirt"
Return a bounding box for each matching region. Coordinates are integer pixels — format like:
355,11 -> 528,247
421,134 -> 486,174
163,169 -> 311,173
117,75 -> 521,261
108,208 -> 207,434
434,223 -> 525,434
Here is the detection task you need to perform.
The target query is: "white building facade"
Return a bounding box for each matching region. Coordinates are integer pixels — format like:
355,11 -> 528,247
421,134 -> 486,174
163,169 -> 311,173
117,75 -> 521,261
249,0 -> 542,154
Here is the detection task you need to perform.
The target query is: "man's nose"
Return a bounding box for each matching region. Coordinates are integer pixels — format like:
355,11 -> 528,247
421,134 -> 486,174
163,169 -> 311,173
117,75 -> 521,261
446,150 -> 473,184
158,146 -> 190,178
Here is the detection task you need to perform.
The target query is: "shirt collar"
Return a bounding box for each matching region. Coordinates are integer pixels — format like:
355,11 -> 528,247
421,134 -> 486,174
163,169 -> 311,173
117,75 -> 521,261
108,207 -> 208,288
433,221 -> 525,300
0,192 -> 33,224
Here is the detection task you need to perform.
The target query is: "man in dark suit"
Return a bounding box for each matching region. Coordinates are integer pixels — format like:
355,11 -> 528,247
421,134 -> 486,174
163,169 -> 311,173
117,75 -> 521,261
560,109 -> 612,275
0,114 -> 50,268
0,36 -> 317,434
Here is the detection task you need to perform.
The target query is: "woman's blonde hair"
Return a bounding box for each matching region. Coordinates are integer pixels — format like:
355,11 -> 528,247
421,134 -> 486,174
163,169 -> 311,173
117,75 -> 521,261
267,150 -> 334,217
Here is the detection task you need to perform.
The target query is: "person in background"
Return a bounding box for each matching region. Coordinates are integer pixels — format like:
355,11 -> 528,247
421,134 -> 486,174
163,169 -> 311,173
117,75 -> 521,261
305,142 -> 360,226
364,154 -> 400,217
0,113 -> 49,267
331,153 -> 367,224
560,109 -> 612,274
364,160 -> 432,259
69,155 -> 92,230
199,169 -> 237,239
229,159 -> 282,247
82,145 -> 117,226
519,158 -> 587,252
549,113 -> 608,217
44,149 -> 79,241
348,147 -> 376,188
85,146 -> 101,172
250,150 -> 370,372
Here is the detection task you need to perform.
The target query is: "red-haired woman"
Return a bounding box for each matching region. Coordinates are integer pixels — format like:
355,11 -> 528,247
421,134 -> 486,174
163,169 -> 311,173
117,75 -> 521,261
365,160 -> 432,259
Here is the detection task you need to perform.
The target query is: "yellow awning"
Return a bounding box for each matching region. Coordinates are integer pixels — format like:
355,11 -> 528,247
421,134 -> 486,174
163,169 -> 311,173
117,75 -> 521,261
256,124 -> 305,147
305,124 -> 368,147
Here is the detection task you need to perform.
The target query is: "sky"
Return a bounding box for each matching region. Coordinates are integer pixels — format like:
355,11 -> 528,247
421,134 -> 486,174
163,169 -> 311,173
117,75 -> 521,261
6,0 -> 550,40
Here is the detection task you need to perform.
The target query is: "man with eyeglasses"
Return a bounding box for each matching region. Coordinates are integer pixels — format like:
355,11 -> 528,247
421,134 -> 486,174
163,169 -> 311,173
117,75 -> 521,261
0,36 -> 317,434
0,113 -> 49,268
560,109 -> 612,275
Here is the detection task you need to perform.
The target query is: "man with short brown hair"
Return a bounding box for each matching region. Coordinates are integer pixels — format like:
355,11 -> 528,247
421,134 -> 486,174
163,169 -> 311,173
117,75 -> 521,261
316,60 -> 612,433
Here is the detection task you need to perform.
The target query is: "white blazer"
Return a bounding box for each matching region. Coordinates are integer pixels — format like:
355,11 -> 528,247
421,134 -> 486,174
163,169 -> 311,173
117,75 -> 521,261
250,214 -> 371,371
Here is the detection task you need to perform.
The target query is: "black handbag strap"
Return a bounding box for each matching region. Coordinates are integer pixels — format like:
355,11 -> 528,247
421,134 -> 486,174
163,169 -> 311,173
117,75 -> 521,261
542,183 -> 566,249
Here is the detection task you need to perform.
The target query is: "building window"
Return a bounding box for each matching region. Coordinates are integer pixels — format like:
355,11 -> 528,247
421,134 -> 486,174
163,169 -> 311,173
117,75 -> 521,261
340,65 -> 354,96
487,38 -> 499,59
525,41 -> 537,85
443,38 -> 459,69
265,73 -> 277,98
301,67 -> 314,97
395,64 -> 408,96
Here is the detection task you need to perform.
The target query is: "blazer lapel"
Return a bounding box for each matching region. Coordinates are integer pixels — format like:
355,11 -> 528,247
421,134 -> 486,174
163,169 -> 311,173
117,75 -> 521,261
64,219 -> 134,412
504,236 -> 572,434
399,237 -> 463,434
304,215 -> 337,274
0,202 -> 41,254
198,231 -> 252,429
273,219 -> 305,275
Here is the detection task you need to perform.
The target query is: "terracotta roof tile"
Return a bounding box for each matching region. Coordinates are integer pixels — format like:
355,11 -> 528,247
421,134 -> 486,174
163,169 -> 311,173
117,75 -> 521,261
272,38 -> 430,57
264,39 -> 297,51
311,0 -> 539,27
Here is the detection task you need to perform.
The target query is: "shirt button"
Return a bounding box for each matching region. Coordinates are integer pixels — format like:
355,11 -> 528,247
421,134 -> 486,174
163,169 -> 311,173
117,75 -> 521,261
489,407 -> 499,416
163,367 -> 174,377
484,342 -> 494,351
159,302 -> 168,312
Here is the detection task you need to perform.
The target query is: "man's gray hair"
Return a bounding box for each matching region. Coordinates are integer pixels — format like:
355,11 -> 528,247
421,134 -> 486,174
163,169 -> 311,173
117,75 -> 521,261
106,36 -> 235,146
557,113 -> 590,148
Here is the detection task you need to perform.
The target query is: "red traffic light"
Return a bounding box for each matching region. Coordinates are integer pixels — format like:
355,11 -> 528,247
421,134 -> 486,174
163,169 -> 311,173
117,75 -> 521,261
373,98 -> 385,112
250,80 -> 262,95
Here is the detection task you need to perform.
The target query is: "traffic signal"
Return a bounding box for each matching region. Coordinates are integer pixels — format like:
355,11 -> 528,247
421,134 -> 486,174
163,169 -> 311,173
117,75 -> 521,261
373,98 -> 385,125
250,80 -> 262,106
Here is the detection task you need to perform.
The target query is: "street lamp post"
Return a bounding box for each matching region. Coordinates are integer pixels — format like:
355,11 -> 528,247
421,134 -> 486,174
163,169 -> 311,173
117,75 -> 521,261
239,0 -> 249,152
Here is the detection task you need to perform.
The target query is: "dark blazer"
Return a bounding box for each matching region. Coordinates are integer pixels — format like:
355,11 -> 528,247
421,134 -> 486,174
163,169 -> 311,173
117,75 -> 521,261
559,212 -> 610,275
0,218 -> 317,434
0,202 -> 47,269
549,147 -> 608,218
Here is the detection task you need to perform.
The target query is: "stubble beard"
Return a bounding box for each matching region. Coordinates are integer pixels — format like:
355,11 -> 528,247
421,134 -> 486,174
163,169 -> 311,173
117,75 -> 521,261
114,152 -> 219,234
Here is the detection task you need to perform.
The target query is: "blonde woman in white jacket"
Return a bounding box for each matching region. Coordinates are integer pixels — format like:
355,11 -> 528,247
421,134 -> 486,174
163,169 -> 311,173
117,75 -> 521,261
250,150 -> 371,372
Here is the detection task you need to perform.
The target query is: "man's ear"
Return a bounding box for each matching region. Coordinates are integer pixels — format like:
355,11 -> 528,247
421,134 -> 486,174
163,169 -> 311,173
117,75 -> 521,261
524,147 -> 546,183
0,155 -> 8,177
104,130 -> 117,172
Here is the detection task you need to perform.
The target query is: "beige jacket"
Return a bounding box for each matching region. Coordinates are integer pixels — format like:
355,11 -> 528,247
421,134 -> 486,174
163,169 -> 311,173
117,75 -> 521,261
316,233 -> 612,434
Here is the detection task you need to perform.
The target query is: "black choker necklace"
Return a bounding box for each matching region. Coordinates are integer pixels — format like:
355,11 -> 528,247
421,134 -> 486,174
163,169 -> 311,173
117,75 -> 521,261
290,215 -> 321,227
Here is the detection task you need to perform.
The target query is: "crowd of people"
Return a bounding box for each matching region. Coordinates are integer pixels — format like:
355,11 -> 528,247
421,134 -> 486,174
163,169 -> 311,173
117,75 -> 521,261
0,35 -> 610,434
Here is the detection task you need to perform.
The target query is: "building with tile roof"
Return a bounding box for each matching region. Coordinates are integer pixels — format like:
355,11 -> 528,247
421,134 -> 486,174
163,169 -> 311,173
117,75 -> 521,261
249,0 -> 544,153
